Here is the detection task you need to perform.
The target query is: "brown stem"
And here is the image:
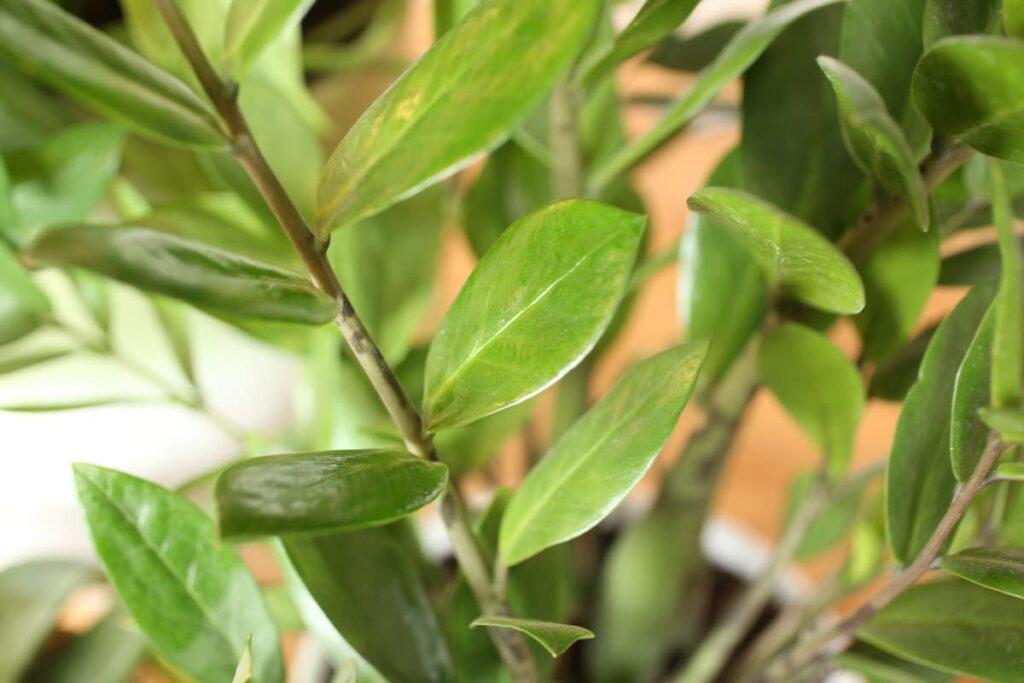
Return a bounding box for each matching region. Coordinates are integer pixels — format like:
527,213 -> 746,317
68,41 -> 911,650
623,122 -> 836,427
153,2 -> 537,680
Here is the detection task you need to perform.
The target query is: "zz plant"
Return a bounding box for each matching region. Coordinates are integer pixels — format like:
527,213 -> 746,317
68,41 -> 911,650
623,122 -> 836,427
2,0 -> 1024,681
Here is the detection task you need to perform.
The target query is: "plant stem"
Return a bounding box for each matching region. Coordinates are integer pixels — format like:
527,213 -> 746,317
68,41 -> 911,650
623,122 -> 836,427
763,436 -> 1007,682
550,78 -> 584,199
153,2 -> 537,680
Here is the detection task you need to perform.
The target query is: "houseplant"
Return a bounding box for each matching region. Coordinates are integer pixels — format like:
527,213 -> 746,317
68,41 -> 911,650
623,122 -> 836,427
2,0 -> 1024,681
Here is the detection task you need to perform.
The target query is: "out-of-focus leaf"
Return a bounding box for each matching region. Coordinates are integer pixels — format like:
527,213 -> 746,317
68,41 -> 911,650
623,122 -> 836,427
886,283 -> 996,563
423,200 -> 644,431
942,547 -> 1024,600
940,237 -> 1024,286
0,0 -> 224,148
951,304 -> 995,481
923,0 -> 1002,47
990,160 -> 1024,409
0,241 -> 49,345
785,471 -> 865,558
647,21 -> 745,72
225,0 -> 315,76
0,62 -> 70,151
231,638 -> 253,683
981,407 -> 1024,443
215,450 -> 448,538
1008,0 -> 1024,38
316,0 -> 600,234
839,642 -> 953,683
471,616 -> 593,658
687,187 -> 865,314
73,464 -> 283,683
27,223 -> 338,324
436,400 -> 533,474
33,607 -> 146,683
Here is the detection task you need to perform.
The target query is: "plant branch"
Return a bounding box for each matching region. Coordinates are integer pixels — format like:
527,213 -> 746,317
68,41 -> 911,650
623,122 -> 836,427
550,78 -> 584,199
153,2 -> 537,680
763,435 -> 1007,682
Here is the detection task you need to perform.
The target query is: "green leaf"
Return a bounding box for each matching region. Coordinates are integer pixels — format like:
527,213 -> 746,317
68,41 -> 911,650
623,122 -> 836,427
35,607 -> 146,683
940,236 -> 1024,286
990,160 -> 1024,409
499,341 -> 707,565
913,37 -> 1024,165
470,616 -> 593,658
1009,0 -> 1024,38
26,223 -> 338,324
225,0 -> 314,76
679,148 -> 767,385
647,21 -> 745,73
818,57 -> 928,230
785,471 -> 865,558
578,0 -> 701,85
839,642 -> 953,683
981,407 -> 1024,443
0,241 -> 49,346
923,0 -> 1001,47
72,463 -> 283,683
589,0 -> 846,190
942,547 -> 1024,601
316,0 -> 600,234
998,463 -> 1024,481
856,218 -> 939,362
231,638 -> 253,683
951,304 -> 996,482
0,560 -> 98,682
686,187 -> 865,314
761,323 -> 865,474
436,400 -> 534,474
0,0 -> 224,149
860,579 -> 1024,682
886,283 -> 996,563
215,450 -> 449,538
283,527 -> 455,683
423,199 -> 644,431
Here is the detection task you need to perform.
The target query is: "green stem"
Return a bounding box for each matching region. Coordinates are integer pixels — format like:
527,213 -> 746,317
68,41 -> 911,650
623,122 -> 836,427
153,2 -> 536,680
550,78 -> 584,199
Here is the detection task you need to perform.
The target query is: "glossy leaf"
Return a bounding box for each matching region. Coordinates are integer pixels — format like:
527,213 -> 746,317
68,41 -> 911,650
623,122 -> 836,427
687,187 -> 865,314
423,200 -> 644,431
589,0 -> 846,190
913,37 -> 1024,165
942,547 -> 1024,601
886,283 -> 996,563
215,450 -> 448,538
471,616 -> 593,658
27,224 -> 338,324
951,305 -> 996,482
647,21 -> 744,73
72,463 -> 283,683
579,0 -> 701,85
283,527 -> 455,683
0,241 -> 49,346
981,407 -> 1024,443
761,323 -> 864,474
0,560 -> 98,682
0,0 -> 224,148
818,57 -> 928,229
316,0 -> 600,234
990,160 -> 1024,409
225,0 -> 314,75
500,341 -> 707,565
860,579 -> 1024,682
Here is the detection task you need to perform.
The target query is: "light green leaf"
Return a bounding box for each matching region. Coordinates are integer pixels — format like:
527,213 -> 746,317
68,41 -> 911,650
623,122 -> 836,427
942,547 -> 1024,601
231,638 -> 253,683
26,223 -> 338,324
950,304 -> 996,482
470,616 -> 593,658
980,407 -> 1024,443
1009,0 -> 1024,38
886,283 -> 996,563
998,462 -> 1024,481
990,160 -> 1024,409
785,471 -> 864,558
73,463 -> 283,683
316,0 -> 600,234
225,0 -> 315,76
686,187 -> 865,314
647,21 -> 744,73
0,0 -> 224,149
423,199 -> 644,431
215,450 -> 449,538
761,323 -> 864,475
0,241 -> 49,346
283,527 -> 455,683
818,57 -> 928,229
913,37 -> 1024,165
589,0 -> 846,190
0,560 -> 99,682
860,579 -> 1024,682
578,0 -> 701,86
499,341 -> 707,566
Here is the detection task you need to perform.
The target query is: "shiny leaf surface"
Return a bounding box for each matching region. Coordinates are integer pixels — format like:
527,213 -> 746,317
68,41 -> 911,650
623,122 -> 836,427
942,547 -> 1024,601
470,616 -> 593,658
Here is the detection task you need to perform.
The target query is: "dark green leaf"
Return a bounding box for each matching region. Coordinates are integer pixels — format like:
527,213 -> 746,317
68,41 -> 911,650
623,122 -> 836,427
316,0 -> 600,234
990,160 -> 1024,409
0,0 -> 224,148
981,407 -> 1024,443
225,0 -> 315,76
578,0 -> 701,85
913,37 -> 1024,165
283,527 -> 455,683
940,236 -> 1024,286
923,0 -> 1001,47
73,463 -> 283,683
33,607 -> 146,683
951,304 -> 996,481
687,187 -> 865,314
471,616 -> 593,658
215,450 -> 448,538
886,283 -> 996,563
0,561 -> 98,682
500,341 -> 707,565
818,57 -> 928,229
860,579 -> 1024,682
0,241 -> 49,345
761,323 -> 865,474
839,641 -> 953,683
942,547 -> 1024,600
423,199 -> 644,431
647,21 -> 745,73
27,223 -> 338,324
589,0 -> 846,190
